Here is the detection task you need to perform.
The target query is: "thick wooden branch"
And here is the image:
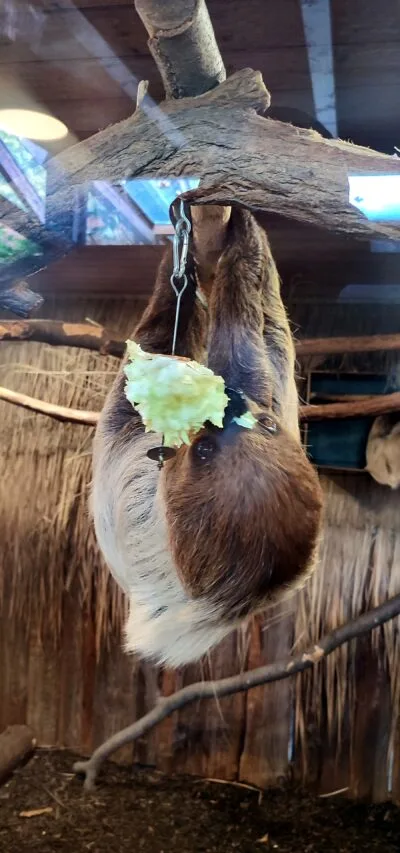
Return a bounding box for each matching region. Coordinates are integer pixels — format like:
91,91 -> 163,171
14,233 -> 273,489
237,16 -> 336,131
1,387 -> 398,427
0,725 -> 36,783
301,392 -> 400,421
297,334 -> 400,356
2,69 -> 399,291
72,592 -> 400,790
134,0 -> 226,98
2,322 -> 399,362
0,320 -> 124,357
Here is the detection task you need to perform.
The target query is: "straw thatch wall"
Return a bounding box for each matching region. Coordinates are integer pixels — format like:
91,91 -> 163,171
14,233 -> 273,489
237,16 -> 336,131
0,293 -> 399,800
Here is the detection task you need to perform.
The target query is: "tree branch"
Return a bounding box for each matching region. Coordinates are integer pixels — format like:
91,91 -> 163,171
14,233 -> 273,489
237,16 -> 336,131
0,387 -> 99,426
2,322 -> 400,362
0,386 -> 398,427
72,592 -> 400,790
0,319 -> 125,357
134,0 -> 226,98
2,69 -> 400,291
301,392 -> 400,421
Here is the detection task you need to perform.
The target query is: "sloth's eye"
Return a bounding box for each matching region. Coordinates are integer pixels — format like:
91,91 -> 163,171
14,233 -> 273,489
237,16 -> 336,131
258,415 -> 278,434
192,435 -> 218,462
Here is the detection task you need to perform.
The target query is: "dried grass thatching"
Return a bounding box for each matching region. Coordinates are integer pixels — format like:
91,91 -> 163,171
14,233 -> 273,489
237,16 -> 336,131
0,298 -> 142,655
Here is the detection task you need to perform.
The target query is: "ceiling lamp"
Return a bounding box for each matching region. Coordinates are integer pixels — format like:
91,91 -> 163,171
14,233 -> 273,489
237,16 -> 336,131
0,109 -> 68,141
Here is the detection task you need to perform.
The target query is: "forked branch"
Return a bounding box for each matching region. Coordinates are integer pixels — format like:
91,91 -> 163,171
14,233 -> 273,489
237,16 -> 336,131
73,593 -> 400,790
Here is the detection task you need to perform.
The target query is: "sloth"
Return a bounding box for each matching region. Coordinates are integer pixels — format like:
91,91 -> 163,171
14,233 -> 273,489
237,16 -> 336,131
91,205 -> 323,667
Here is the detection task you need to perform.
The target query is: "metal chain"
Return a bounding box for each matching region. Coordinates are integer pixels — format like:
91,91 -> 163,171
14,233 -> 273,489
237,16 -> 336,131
170,199 -> 191,355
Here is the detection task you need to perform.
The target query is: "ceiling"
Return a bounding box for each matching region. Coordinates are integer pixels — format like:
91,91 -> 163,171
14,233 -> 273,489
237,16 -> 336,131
1,0 -> 399,154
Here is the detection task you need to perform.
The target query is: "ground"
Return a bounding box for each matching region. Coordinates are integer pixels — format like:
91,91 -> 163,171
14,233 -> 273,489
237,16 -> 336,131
1,750 -> 400,852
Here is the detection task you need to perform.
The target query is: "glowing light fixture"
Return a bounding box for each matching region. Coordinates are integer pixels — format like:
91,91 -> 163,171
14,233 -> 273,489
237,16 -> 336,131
0,109 -> 68,141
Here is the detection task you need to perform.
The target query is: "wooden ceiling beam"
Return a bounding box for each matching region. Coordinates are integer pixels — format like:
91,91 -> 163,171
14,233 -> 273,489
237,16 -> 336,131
29,245 -> 165,299
22,237 -> 400,301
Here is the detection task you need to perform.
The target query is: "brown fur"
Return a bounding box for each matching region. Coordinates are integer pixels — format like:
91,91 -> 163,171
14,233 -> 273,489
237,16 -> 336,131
92,206 -> 323,665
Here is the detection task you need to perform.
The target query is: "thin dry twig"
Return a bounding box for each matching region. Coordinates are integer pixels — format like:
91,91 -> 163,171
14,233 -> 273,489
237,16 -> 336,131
73,593 -> 400,790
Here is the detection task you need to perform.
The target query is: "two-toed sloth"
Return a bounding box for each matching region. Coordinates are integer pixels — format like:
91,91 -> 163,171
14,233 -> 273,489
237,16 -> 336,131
92,206 -> 323,667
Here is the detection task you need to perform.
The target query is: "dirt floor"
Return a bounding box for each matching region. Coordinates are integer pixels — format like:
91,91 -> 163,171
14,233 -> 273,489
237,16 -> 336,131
1,750 -> 400,853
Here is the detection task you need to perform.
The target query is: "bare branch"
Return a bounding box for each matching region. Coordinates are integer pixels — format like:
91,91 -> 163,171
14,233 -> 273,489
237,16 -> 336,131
300,392 -> 400,421
0,387 -> 99,426
134,0 -> 226,98
0,384 -> 398,427
73,593 -> 400,790
2,322 -> 400,362
0,319 -> 124,357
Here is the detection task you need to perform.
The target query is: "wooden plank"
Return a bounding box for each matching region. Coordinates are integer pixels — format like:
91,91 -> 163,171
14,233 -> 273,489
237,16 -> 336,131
57,581 -> 84,751
333,0 -> 400,147
36,3 -> 308,56
333,0 -> 400,45
335,43 -> 400,88
131,660 -> 163,767
148,667 -> 181,774
317,707 -> 352,797
29,239 -> 397,301
31,245 -> 164,299
45,97 -> 133,133
0,619 -> 29,733
1,57 -> 155,103
293,671 -> 323,790
239,609 -> 293,787
91,638 -> 136,765
168,633 -> 247,781
26,630 -> 61,746
0,47 -> 312,100
349,640 -> 391,801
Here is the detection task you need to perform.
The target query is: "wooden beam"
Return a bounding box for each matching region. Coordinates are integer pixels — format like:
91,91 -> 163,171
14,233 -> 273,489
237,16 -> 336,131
301,393 -> 400,421
30,245 -> 164,299
297,334 -> 400,356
